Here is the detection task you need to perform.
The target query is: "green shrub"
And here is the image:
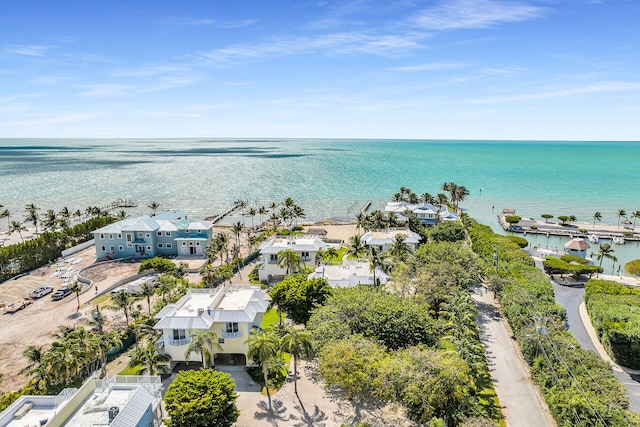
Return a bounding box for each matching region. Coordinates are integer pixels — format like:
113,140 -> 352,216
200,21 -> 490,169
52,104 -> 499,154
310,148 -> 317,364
506,235 -> 528,248
505,215 -> 521,224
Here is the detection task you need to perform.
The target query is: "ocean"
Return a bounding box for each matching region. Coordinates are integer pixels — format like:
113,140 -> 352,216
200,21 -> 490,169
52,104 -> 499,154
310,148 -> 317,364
1,138 -> 639,274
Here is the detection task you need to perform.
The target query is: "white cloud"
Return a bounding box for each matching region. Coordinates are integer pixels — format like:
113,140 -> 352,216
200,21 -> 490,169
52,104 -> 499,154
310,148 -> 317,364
76,84 -> 137,97
155,16 -> 256,28
2,44 -> 55,56
470,81 -> 640,103
412,0 -> 545,30
392,62 -> 466,71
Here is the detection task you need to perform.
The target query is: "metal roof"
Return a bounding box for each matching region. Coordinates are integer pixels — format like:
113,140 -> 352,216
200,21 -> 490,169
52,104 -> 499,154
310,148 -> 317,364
110,385 -> 154,427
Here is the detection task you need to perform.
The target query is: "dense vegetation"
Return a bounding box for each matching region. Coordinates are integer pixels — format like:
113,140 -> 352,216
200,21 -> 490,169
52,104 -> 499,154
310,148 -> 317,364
307,237 -> 502,426
543,255 -> 603,279
164,369 -> 239,427
469,220 -> 639,426
0,216 -> 114,282
585,279 -> 640,369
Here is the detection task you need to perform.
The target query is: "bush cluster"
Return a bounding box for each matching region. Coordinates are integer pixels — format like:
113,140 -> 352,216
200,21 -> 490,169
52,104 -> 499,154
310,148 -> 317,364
585,279 -> 640,369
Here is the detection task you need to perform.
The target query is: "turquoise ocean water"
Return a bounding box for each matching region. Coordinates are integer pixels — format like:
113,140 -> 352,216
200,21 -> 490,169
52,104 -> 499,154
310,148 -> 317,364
1,139 -> 639,274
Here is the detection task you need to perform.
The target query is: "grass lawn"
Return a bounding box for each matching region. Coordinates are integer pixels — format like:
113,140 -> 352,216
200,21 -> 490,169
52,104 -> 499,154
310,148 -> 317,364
118,363 -> 143,376
261,307 -> 285,329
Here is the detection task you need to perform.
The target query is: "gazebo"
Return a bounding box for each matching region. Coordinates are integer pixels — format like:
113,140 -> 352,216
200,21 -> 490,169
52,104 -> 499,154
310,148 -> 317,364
564,238 -> 591,258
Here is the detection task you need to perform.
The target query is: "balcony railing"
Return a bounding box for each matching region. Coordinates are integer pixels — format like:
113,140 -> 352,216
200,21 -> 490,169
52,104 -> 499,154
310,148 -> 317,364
167,337 -> 190,346
222,331 -> 243,339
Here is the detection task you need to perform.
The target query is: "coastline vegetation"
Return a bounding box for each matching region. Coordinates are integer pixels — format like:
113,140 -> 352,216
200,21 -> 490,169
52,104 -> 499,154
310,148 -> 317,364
584,279 -> 640,369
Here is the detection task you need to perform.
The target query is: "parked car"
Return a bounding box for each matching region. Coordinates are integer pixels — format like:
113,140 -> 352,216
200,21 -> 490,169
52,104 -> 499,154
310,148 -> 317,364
29,285 -> 54,299
51,288 -> 72,301
4,298 -> 33,313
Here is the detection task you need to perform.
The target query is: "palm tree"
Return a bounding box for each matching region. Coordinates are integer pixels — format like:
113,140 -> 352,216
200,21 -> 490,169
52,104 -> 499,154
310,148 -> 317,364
9,220 -> 27,242
199,264 -> 221,288
592,211 -> 602,228
205,242 -> 219,264
116,209 -> 127,220
595,243 -> 614,267
246,331 -> 280,411
148,201 -> 160,216
280,328 -> 313,395
231,221 -> 245,250
128,341 -> 171,375
421,192 -> 435,204
368,246 -> 385,286
185,330 -> 223,368
84,305 -> 107,334
0,209 -> 10,230
632,211 -> 640,229
347,234 -> 366,259
108,290 -> 133,326
68,281 -> 83,311
292,205 -> 306,227
617,209 -> 627,229
611,255 -> 619,274
258,206 -> 268,226
389,234 -> 409,262
247,207 -> 257,230
139,281 -> 156,313
217,233 -> 230,265
25,206 -> 40,234
321,247 -> 339,265
156,276 -> 175,303
278,207 -> 290,226
238,199 -> 248,225
43,209 -> 57,231
59,206 -> 71,223
277,248 -> 303,275
21,345 -> 45,377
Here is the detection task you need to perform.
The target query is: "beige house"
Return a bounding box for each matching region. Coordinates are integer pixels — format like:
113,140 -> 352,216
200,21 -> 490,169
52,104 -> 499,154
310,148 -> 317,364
361,228 -> 422,253
257,234 -> 326,282
154,285 -> 270,366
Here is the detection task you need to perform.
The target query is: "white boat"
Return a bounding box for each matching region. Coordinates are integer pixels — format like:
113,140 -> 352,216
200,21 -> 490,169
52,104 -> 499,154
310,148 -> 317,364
588,234 -> 599,244
612,236 -> 625,245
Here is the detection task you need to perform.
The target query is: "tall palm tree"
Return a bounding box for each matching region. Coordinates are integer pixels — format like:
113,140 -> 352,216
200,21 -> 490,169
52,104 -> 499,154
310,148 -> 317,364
43,209 -> 57,231
595,243 -> 614,267
278,207 -> 290,226
617,209 -> 627,229
185,330 -> 223,368
9,220 -> 27,242
246,331 -> 280,411
128,341 -> 171,375
68,281 -> 83,311
258,206 -> 268,226
217,233 -> 230,265
231,221 -> 245,251
632,211 -> 640,229
277,248 -> 303,275
25,207 -> 40,234
321,247 -> 339,265
347,234 -> 366,259
205,242 -> 219,264
0,209 -> 10,230
139,281 -> 156,313
247,207 -> 257,230
116,209 -> 127,220
368,246 -> 385,286
292,205 -> 306,227
389,234 -> 409,262
592,211 -> 602,228
148,201 -> 160,216
108,290 -> 133,326
238,199 -> 248,225
421,192 -> 435,204
611,255 -> 619,274
280,328 -> 313,395
199,264 -> 221,288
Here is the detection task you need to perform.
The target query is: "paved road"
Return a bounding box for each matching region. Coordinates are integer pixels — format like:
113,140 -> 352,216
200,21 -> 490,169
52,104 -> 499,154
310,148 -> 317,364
551,278 -> 640,412
472,284 -> 555,427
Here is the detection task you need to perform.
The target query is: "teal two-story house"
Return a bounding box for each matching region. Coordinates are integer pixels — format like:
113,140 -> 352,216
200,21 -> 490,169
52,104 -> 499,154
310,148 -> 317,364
93,211 -> 214,260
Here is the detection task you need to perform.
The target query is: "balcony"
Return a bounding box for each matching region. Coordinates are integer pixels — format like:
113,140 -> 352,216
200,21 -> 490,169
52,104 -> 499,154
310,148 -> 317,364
167,337 -> 190,346
222,331 -> 243,339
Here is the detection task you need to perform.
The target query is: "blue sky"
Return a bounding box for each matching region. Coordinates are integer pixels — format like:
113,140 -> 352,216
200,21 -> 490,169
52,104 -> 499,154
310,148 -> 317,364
1,0 -> 639,140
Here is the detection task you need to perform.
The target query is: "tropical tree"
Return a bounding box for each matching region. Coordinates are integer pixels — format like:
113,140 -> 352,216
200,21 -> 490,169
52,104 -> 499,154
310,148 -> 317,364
21,345 -> 45,379
164,369 -> 239,427
592,211 -> 602,228
68,281 -> 83,311
108,290 -> 134,326
320,247 -> 339,265
389,234 -> 409,262
246,331 -> 280,411
199,264 -> 221,288
617,209 -> 627,229
216,233 -> 230,265
238,199 -> 248,225
0,209 -> 10,229
184,330 -> 223,369
148,201 -> 160,216
625,259 -> 640,277
258,206 -> 268,226
292,205 -> 306,227
594,243 -> 615,267
25,203 -> 40,234
541,214 -> 553,223
9,220 -> 27,242
231,221 -> 245,251
247,207 -> 257,229
632,211 -> 640,229
116,209 -> 127,220
369,246 -> 385,286
280,328 -> 313,394
43,209 -> 57,231
277,248 -> 303,275
128,341 -> 171,375
347,234 -> 366,259
421,192 -> 435,204
139,281 -> 156,313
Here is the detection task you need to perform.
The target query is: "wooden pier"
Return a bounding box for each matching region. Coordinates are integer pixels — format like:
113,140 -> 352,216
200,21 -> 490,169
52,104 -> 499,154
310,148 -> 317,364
205,201 -> 241,224
360,200 -> 371,216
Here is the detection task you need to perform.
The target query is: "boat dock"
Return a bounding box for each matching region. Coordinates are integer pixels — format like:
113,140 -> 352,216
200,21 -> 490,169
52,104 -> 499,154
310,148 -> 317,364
360,200 -> 371,216
205,201 -> 241,224
498,211 -> 640,243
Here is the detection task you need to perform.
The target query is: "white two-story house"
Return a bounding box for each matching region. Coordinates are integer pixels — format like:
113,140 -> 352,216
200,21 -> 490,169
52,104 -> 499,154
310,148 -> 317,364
154,285 -> 270,366
257,234 -> 326,282
361,228 -> 422,253
384,201 -> 459,226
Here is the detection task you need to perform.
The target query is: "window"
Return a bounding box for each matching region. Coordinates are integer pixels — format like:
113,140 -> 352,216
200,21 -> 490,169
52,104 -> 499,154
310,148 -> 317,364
167,243 -> 172,248
137,232 -> 143,238
117,234 -> 122,239
118,245 -> 124,251
165,231 -> 171,236
182,242 -> 187,246
126,234 -> 132,242
196,242 -> 200,246
145,233 -> 150,238
218,338 -> 225,344
158,243 -> 163,248
110,246 -> 115,251
101,245 -> 106,251
100,234 -> 105,239
172,329 -> 187,340
109,234 -> 113,240
127,243 -> 132,248
226,322 -> 239,333
157,231 -> 162,236
146,246 -> 151,251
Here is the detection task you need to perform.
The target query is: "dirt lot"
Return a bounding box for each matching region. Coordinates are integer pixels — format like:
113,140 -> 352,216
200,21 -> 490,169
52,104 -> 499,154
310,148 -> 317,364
0,247 -> 140,392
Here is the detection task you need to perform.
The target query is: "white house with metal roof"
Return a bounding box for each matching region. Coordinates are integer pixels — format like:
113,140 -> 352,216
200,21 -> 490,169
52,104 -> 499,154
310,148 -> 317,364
0,375 -> 162,427
361,228 -> 422,253
257,234 -> 326,282
308,261 -> 390,287
384,201 -> 459,226
92,210 -> 213,260
154,285 -> 270,366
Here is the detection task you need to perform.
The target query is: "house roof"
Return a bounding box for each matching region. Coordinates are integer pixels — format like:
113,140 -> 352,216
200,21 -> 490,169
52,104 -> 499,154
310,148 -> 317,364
308,262 -> 390,287
93,210 -> 213,235
259,235 -> 326,254
362,228 -> 422,246
564,238 -> 591,251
